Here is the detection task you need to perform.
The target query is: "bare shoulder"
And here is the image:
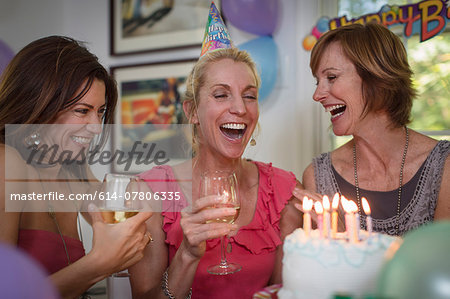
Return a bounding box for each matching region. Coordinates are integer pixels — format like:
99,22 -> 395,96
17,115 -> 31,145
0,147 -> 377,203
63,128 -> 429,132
1,145 -> 30,179
302,163 -> 316,191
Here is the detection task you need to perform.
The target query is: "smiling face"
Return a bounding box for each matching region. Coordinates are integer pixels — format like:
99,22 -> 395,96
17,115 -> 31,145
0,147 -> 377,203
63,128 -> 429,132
313,42 -> 365,136
192,58 -> 259,160
42,78 -> 106,159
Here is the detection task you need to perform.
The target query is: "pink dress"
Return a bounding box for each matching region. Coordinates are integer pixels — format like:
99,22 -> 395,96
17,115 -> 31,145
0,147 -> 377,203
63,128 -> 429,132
140,161 -> 297,299
17,229 -> 85,275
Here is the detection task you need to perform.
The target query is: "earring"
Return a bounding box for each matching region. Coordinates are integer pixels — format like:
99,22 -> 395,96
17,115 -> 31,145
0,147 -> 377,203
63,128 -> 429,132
250,137 -> 256,146
24,132 -> 41,149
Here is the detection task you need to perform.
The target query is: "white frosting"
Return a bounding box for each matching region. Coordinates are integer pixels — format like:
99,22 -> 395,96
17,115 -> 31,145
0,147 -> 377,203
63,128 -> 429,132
278,228 -> 400,299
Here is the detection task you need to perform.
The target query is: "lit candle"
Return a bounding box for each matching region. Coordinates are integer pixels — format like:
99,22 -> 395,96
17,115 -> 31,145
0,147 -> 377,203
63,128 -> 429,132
348,200 -> 359,243
362,197 -> 372,238
322,195 -> 331,239
302,197 -> 313,237
331,193 -> 340,238
314,201 -> 324,238
342,197 -> 353,242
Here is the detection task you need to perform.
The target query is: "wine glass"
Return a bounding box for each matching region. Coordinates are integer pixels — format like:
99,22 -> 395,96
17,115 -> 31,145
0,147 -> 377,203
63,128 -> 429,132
200,170 -> 241,275
99,173 -> 143,277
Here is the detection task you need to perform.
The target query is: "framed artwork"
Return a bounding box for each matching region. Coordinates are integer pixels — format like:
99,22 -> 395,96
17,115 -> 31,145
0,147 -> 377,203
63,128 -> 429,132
110,0 -> 220,55
110,59 -> 196,173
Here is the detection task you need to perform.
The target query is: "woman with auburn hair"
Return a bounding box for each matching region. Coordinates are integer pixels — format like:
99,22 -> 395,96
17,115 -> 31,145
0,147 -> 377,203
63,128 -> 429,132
295,23 -> 449,236
0,36 -> 152,298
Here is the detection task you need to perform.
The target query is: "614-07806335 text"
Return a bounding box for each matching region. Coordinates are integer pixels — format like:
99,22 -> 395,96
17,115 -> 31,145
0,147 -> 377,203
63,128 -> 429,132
9,191 -> 182,201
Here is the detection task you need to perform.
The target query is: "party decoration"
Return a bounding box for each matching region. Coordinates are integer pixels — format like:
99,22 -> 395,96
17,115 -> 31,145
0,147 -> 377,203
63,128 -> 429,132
303,0 -> 450,51
200,2 -> 233,58
222,0 -> 279,35
0,243 -> 59,298
238,36 -> 278,102
377,221 -> 450,299
302,16 -> 330,51
0,39 -> 14,75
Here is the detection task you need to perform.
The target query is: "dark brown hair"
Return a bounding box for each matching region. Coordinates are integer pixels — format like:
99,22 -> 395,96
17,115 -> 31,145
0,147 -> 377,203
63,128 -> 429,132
0,35 -> 117,146
310,23 -> 416,127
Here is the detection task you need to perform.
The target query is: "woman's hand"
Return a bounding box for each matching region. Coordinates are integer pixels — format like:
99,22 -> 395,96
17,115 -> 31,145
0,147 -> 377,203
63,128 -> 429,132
179,195 -> 238,260
292,187 -> 323,224
87,204 -> 153,276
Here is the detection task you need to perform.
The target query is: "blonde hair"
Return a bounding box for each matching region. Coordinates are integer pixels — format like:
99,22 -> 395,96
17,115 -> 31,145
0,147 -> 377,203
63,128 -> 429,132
184,48 -> 261,152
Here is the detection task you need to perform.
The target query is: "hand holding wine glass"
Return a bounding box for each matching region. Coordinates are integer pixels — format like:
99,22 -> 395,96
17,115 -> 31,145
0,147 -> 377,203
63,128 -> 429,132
200,170 -> 241,275
98,173 -> 152,277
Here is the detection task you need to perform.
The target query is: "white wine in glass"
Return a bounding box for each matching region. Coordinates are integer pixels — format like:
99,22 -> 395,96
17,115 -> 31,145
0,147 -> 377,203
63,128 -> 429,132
99,173 -> 142,277
200,170 -> 241,275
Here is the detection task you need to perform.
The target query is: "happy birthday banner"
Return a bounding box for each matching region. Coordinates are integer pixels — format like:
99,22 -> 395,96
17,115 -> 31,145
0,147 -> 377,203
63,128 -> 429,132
303,0 -> 450,51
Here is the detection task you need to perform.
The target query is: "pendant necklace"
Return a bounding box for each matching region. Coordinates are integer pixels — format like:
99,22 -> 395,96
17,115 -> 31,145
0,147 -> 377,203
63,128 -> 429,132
353,126 -> 409,235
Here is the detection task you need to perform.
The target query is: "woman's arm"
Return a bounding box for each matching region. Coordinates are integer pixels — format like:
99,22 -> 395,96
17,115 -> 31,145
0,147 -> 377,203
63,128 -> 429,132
129,195 -> 238,299
51,206 -> 152,299
270,181 -> 304,284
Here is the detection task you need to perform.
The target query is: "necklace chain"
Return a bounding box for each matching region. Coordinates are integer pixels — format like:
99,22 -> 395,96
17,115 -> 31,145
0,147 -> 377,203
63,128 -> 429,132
353,126 -> 409,235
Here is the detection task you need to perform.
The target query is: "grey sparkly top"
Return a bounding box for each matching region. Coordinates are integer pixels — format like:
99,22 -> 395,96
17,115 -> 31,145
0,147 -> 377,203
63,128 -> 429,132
312,140 -> 449,236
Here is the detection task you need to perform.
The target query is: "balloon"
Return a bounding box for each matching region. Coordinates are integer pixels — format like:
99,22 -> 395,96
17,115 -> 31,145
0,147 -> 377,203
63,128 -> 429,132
238,36 -> 278,102
302,35 -> 317,51
311,26 -> 321,39
316,17 -> 330,33
0,39 -> 14,75
222,0 -> 279,35
377,222 -> 450,299
0,243 -> 59,298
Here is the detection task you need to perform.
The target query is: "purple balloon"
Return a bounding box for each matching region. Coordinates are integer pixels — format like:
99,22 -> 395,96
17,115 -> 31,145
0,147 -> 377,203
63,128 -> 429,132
0,243 -> 59,298
0,39 -> 14,75
222,0 -> 279,35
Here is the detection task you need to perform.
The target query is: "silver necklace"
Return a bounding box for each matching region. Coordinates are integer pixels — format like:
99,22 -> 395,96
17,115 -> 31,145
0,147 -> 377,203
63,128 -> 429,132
353,126 -> 409,234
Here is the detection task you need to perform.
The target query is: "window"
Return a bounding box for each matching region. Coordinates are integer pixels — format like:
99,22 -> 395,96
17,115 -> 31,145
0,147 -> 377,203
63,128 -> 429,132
332,0 -> 449,149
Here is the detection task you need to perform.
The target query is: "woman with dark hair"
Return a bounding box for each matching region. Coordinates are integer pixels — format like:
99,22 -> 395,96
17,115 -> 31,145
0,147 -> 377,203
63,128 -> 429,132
298,23 -> 449,236
0,36 -> 152,298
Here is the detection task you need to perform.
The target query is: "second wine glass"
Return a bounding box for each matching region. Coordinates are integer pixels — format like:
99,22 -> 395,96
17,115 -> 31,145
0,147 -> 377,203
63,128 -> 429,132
200,170 -> 241,275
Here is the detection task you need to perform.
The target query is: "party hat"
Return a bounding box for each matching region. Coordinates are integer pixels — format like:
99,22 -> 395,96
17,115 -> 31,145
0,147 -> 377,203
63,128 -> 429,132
200,2 -> 233,58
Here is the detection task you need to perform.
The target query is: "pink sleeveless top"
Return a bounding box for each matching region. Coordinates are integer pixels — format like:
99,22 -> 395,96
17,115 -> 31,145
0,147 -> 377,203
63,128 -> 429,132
17,229 -> 85,275
140,161 -> 297,299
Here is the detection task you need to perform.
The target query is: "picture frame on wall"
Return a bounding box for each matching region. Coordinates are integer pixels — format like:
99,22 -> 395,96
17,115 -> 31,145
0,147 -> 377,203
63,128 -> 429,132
110,59 -> 196,173
110,0 -> 220,55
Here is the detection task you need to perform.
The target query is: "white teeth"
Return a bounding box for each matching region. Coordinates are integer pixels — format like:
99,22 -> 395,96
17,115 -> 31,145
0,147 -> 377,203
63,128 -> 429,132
325,104 -> 346,113
220,123 -> 246,130
331,111 -> 344,119
71,136 -> 91,144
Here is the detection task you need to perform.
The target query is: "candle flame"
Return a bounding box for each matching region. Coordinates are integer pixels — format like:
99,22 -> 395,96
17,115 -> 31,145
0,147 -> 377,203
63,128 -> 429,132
314,201 -> 323,214
348,200 -> 358,213
303,197 -> 313,212
361,197 -> 371,215
322,195 -> 330,211
332,193 -> 340,210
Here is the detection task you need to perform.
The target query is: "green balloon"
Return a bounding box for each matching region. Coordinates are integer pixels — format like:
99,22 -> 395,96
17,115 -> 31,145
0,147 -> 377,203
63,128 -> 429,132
377,221 -> 450,299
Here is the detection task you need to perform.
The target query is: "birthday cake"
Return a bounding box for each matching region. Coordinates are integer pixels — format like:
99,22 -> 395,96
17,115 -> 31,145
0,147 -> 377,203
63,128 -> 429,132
278,228 -> 400,299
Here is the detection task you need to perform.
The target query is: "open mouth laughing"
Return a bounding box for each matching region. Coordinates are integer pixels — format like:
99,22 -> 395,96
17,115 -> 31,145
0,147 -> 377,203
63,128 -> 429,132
71,135 -> 92,145
220,123 -> 247,140
325,104 -> 346,120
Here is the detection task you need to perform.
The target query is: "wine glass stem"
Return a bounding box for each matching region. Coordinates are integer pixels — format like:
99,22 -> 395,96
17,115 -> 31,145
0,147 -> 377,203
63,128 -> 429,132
220,236 -> 228,267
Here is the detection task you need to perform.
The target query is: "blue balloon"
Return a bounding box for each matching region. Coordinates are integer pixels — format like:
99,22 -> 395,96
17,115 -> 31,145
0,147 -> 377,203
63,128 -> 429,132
0,243 -> 59,298
238,36 -> 278,102
316,17 -> 330,33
